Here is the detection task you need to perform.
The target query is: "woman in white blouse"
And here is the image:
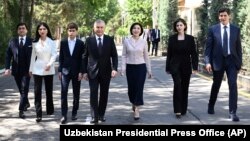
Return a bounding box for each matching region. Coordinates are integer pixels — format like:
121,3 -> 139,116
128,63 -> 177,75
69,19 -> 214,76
121,22 -> 152,120
29,22 -> 57,122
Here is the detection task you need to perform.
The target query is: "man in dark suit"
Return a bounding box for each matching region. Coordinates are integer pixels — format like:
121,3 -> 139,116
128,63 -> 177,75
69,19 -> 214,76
151,25 -> 160,56
204,8 -> 242,122
83,19 -> 118,124
5,23 -> 32,119
58,23 -> 85,124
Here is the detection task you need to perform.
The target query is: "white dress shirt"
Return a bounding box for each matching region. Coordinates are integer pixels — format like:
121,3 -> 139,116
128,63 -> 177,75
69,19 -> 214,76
95,35 -> 104,45
68,37 -> 76,55
19,36 -> 26,45
122,37 -> 151,73
29,37 -> 57,75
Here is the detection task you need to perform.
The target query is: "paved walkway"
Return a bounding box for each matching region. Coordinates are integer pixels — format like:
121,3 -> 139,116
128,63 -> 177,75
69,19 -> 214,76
0,46 -> 250,140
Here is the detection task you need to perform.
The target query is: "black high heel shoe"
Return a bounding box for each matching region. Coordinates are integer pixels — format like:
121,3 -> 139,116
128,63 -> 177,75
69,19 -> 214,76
36,117 -> 42,122
175,113 -> 181,119
134,107 -> 140,120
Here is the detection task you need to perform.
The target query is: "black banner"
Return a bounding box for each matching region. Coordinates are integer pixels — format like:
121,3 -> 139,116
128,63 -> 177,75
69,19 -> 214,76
60,125 -> 250,140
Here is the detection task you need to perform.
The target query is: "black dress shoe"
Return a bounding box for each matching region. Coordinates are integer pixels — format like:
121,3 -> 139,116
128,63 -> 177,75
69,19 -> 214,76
61,116 -> 67,124
36,117 -> 42,122
99,117 -> 106,122
71,115 -> 77,121
19,111 -> 25,119
229,114 -> 240,122
90,118 -> 98,124
23,104 -> 30,111
207,105 -> 215,114
47,112 -> 54,115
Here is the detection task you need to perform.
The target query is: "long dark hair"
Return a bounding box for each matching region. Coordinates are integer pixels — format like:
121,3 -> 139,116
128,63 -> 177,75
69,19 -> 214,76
33,22 -> 53,42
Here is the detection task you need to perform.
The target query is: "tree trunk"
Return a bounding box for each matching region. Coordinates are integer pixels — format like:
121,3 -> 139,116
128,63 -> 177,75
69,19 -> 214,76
27,0 -> 34,37
20,0 -> 24,22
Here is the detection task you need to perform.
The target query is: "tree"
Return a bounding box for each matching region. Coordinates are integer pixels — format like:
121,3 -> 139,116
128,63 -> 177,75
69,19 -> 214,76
0,0 -> 34,65
125,0 -> 153,27
158,0 -> 178,52
237,0 -> 250,72
196,0 -> 209,58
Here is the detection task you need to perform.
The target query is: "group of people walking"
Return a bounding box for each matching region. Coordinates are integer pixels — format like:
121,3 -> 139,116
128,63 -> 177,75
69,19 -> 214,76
142,24 -> 161,56
4,7 -> 242,124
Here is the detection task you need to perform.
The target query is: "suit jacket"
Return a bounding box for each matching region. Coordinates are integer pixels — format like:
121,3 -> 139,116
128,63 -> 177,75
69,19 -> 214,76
83,35 -> 118,79
204,24 -> 242,71
166,34 -> 198,74
5,37 -> 33,76
29,37 -> 57,75
58,38 -> 85,76
151,29 -> 160,42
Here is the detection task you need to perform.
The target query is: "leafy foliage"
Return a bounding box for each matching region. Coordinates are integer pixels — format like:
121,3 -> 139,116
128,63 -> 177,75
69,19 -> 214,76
158,0 -> 178,51
125,0 -> 153,27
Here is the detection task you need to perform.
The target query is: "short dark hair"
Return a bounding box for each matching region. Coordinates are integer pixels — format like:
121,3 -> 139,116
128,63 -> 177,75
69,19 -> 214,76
16,23 -> 28,30
130,22 -> 143,36
218,7 -> 231,15
67,22 -> 78,30
173,18 -> 187,32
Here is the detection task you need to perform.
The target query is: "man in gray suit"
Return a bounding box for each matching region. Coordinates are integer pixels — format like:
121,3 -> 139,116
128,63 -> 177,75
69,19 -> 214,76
204,7 -> 242,122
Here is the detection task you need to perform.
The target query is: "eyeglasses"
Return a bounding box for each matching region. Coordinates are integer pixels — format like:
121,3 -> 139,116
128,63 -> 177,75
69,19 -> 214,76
39,28 -> 47,31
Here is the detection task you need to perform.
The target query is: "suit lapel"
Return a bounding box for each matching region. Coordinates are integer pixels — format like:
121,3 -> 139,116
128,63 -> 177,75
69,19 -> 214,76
65,40 -> 72,56
71,39 -> 78,57
90,36 -> 99,57
102,35 -> 106,54
215,24 -> 222,48
14,38 -> 19,54
229,24 -> 235,51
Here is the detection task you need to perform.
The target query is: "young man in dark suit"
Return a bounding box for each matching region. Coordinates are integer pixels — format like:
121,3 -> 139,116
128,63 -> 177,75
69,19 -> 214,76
5,23 -> 32,119
204,7 -> 242,122
83,19 -> 118,124
58,22 -> 85,124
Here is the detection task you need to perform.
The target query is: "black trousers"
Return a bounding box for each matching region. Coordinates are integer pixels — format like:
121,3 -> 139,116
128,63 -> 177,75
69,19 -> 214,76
14,74 -> 30,111
209,55 -> 238,114
171,72 -> 191,114
33,75 -> 54,117
126,64 -> 147,106
61,73 -> 81,117
89,74 -> 111,119
152,41 -> 159,56
147,41 -> 151,53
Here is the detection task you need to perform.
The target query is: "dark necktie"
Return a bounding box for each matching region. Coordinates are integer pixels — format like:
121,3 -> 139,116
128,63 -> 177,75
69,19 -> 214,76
20,38 -> 24,48
223,26 -> 228,57
98,37 -> 102,54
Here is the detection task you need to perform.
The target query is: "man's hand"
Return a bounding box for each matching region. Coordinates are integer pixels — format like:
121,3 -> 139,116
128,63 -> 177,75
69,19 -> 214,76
111,70 -> 117,78
205,64 -> 212,73
4,69 -> 11,76
78,73 -> 83,81
192,70 -> 198,74
29,72 -> 33,77
58,72 -> 62,80
83,73 -> 88,81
